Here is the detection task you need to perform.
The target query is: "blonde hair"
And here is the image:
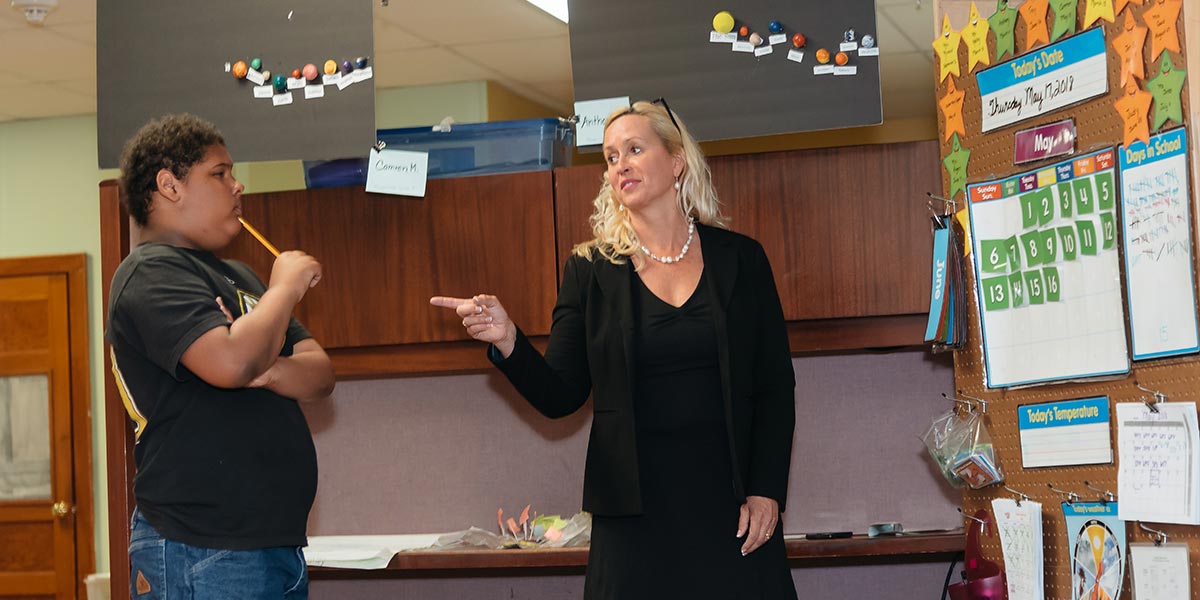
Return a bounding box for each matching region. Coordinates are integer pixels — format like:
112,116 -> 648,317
573,100 -> 726,263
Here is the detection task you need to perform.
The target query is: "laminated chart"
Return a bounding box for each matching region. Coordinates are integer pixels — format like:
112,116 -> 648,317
969,148 -> 1129,387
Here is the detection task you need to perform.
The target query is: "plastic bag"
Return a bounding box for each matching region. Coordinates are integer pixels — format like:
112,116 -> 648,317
923,407 -> 1003,489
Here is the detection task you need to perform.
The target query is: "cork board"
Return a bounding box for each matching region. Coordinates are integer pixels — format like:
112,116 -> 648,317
935,1 -> 1197,598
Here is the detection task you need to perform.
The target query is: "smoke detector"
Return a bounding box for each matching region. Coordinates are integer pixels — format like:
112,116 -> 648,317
11,0 -> 58,25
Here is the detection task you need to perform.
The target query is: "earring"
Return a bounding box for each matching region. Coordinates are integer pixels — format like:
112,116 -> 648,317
617,203 -> 625,212
674,177 -> 681,191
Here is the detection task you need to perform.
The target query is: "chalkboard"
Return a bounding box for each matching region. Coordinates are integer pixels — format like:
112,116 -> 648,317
567,0 -> 882,144
97,0 -> 375,168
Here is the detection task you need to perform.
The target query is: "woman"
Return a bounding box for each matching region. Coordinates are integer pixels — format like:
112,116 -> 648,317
431,100 -> 797,598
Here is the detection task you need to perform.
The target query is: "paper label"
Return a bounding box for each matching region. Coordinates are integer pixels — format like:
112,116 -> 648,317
272,92 -> 294,106
813,65 -> 835,75
246,68 -> 265,86
253,85 -> 273,99
365,148 -> 429,197
337,75 -> 354,90
304,84 -> 325,99
710,31 -> 737,43
573,96 -> 631,146
840,42 -> 859,52
834,66 -> 858,75
354,67 -> 373,82
858,47 -> 880,56
732,41 -> 754,52
787,49 -> 804,63
754,45 -> 773,57
323,73 -> 341,86
768,34 -> 787,45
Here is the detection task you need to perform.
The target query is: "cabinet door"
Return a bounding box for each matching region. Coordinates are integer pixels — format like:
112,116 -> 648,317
225,171 -> 558,348
554,141 -> 938,321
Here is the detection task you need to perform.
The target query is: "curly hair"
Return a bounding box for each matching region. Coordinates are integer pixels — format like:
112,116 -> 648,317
118,114 -> 225,226
573,100 -> 726,265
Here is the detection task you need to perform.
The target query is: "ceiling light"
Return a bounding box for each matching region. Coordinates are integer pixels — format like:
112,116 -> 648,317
523,0 -> 567,23
11,0 -> 57,25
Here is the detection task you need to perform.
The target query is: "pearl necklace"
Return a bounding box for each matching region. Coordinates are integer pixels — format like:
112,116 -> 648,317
641,219 -> 695,265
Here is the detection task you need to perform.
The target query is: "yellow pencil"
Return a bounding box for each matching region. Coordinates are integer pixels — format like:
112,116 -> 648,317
237,217 -> 281,257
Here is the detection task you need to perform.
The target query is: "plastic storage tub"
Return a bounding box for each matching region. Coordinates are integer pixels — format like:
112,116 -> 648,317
304,118 -> 573,189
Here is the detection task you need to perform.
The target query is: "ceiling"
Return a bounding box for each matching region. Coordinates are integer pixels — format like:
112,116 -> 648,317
0,0 -> 934,124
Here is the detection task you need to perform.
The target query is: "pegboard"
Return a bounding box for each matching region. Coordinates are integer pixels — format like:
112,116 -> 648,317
935,1 -> 1196,598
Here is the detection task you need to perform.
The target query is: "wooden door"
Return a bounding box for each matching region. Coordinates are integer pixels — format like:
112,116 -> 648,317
0,255 -> 94,600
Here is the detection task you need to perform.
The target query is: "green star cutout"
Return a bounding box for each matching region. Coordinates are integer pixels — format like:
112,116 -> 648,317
988,0 -> 1017,61
1049,0 -> 1077,42
943,133 -> 972,198
1146,51 -> 1187,129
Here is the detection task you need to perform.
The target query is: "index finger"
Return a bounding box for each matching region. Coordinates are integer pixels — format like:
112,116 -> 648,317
430,296 -> 471,309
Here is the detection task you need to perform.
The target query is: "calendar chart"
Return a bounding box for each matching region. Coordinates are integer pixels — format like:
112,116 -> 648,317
968,148 -> 1130,388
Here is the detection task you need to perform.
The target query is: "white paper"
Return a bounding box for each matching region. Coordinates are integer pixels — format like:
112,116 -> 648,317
253,85 -> 273,99
272,92 -> 293,106
859,47 -> 880,56
304,84 -> 325,99
1119,129 -> 1198,360
992,498 -> 1045,600
709,31 -> 737,43
337,75 -> 354,91
573,96 -> 630,147
813,65 -> 834,75
768,34 -> 787,45
787,50 -> 804,64
834,66 -> 857,75
732,41 -> 754,52
246,68 -> 265,86
1018,397 -> 1113,467
353,66 -> 373,82
1117,402 -> 1200,524
754,45 -> 773,57
840,41 -> 859,52
365,148 -> 429,197
1130,543 -> 1190,599
306,534 -> 443,570
323,73 -> 341,86
287,77 -> 305,90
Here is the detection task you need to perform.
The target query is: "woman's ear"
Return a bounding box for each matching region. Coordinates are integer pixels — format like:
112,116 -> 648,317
155,169 -> 181,201
673,154 -> 685,179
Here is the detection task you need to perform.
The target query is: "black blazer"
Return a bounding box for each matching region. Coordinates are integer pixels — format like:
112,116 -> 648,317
492,224 -> 796,516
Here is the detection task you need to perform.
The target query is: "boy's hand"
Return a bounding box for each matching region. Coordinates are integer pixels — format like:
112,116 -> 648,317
269,251 -> 322,302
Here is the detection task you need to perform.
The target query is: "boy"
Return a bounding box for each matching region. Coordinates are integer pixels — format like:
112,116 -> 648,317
107,114 -> 334,599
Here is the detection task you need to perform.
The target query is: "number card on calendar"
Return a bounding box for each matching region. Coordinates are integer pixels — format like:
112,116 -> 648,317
1118,128 -> 1199,360
968,149 -> 1129,388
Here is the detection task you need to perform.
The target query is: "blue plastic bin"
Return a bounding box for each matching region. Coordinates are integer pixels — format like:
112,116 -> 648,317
304,118 -> 574,189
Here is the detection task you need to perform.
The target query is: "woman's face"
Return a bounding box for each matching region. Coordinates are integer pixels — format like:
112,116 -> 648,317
602,114 -> 682,213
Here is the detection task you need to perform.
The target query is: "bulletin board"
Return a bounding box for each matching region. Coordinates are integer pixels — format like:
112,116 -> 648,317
566,0 -> 882,143
934,0 -> 1199,598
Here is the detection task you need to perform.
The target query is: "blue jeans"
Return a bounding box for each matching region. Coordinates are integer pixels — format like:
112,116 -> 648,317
129,509 -> 308,600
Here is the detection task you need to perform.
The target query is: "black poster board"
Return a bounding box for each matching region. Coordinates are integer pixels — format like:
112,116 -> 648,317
97,0 -> 374,168
567,0 -> 882,144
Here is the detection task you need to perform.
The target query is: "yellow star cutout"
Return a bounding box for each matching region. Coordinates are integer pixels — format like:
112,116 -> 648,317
962,2 -> 992,72
1019,0 -> 1050,51
939,77 -> 966,142
1143,0 -> 1182,55
1083,0 -> 1115,28
932,14 -> 962,82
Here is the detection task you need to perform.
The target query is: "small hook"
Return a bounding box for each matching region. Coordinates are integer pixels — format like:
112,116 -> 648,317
942,392 -> 975,412
957,507 -> 987,532
1002,485 -> 1031,505
1133,381 -> 1166,413
1138,522 -> 1168,546
958,391 -> 988,414
373,140 -> 387,152
1047,483 -> 1081,503
1083,481 -> 1116,503
926,192 -> 957,215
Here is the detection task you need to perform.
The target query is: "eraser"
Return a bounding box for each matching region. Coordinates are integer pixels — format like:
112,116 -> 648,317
868,522 -> 903,537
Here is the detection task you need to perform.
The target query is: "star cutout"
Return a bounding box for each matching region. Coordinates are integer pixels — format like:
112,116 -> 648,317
1143,0 -> 1182,55
1083,0 -> 1115,28
943,133 -> 972,199
962,2 -> 992,71
1019,0 -> 1050,51
1114,0 -> 1145,15
939,76 -> 967,142
1112,11 -> 1148,87
1050,0 -> 1077,41
933,14 -> 962,82
989,0 -> 1018,60
1114,80 -> 1153,147
1146,51 -> 1187,129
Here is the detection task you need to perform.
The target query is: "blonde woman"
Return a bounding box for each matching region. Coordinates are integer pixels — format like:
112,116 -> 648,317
432,100 -> 796,598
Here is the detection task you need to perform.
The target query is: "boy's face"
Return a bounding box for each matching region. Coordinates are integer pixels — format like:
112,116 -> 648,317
177,144 -> 244,251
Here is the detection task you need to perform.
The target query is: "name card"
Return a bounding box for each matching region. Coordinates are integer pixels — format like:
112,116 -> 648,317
246,68 -> 265,86
754,45 -> 773,57
272,92 -> 294,106
834,66 -> 857,75
813,65 -> 834,75
768,34 -> 787,45
304,84 -> 325,99
323,73 -> 341,86
365,148 -> 429,197
787,49 -> 804,63
1014,119 -> 1076,163
732,41 -> 754,52
253,85 -> 273,98
287,77 -> 305,90
573,96 -> 630,147
977,27 -> 1107,133
710,31 -> 737,43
